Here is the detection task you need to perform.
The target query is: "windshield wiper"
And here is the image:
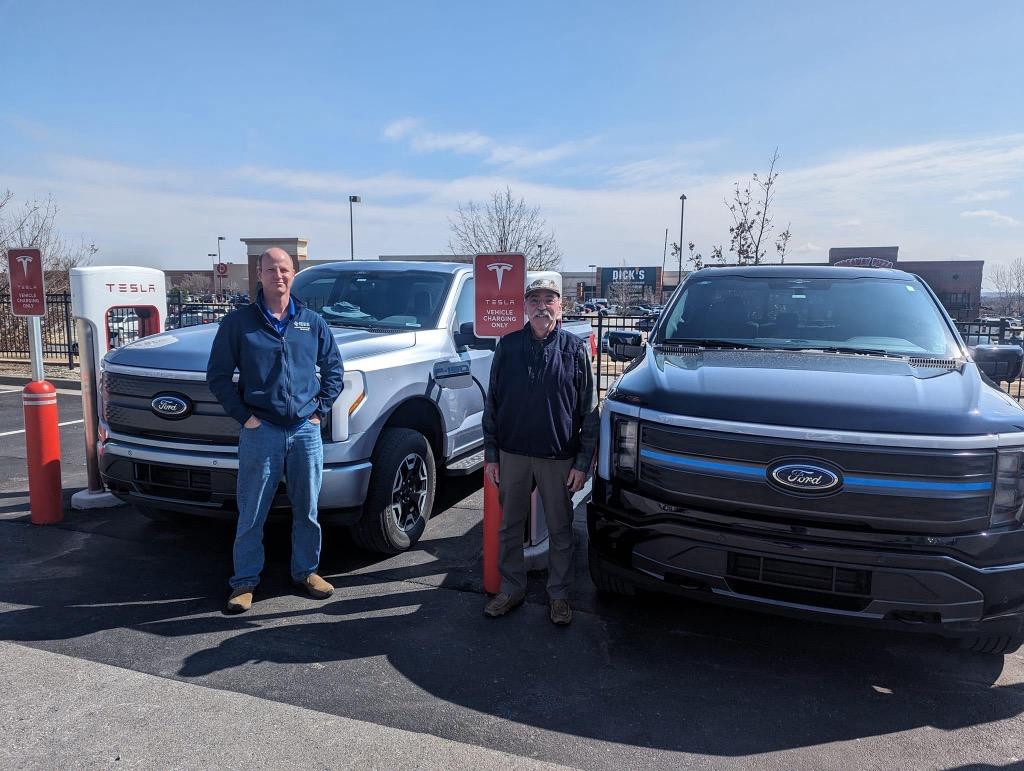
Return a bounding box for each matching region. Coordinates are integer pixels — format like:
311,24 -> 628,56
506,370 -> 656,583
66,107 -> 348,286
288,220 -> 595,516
799,345 -> 905,358
659,338 -> 768,350
325,319 -> 378,328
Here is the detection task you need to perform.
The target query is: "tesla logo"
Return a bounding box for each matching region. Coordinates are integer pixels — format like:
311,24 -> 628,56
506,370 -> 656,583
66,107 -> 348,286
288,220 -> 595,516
105,283 -> 157,293
15,253 -> 33,277
487,262 -> 513,290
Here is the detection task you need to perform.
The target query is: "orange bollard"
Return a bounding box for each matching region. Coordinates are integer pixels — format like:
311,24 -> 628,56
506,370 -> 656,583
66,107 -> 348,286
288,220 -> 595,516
482,472 -> 502,594
23,380 -> 63,524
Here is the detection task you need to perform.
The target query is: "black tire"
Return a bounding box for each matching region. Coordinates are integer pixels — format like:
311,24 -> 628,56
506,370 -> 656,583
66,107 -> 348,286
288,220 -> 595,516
350,428 -> 436,555
588,545 -> 636,596
959,635 -> 1024,655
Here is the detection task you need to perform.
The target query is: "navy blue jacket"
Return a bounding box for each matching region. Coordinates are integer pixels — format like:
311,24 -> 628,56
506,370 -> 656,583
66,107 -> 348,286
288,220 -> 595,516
206,292 -> 344,427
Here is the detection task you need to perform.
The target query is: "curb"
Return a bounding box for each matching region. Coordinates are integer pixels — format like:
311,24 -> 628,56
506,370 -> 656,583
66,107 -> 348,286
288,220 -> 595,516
0,375 -> 82,390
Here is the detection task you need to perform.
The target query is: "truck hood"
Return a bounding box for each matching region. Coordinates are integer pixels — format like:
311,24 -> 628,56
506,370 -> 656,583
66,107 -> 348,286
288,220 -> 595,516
104,324 -> 418,371
614,349 -> 1024,435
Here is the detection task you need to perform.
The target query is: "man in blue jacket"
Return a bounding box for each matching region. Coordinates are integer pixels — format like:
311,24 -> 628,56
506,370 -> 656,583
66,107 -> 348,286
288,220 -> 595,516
207,247 -> 344,613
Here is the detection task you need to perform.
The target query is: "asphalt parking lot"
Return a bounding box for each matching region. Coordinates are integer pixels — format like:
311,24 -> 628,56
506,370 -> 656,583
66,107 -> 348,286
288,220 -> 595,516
1,383 -> 1023,769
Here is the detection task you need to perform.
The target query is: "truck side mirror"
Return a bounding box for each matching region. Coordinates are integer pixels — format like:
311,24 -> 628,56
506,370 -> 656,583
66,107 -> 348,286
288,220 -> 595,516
455,321 -> 496,351
608,330 -> 644,362
972,343 -> 1024,383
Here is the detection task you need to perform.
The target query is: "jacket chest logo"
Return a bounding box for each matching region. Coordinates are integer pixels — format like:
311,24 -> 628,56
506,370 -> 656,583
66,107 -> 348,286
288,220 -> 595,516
293,321 -> 311,332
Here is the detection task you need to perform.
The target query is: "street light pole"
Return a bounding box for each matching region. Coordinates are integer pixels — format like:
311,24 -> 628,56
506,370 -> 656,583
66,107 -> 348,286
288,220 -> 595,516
216,235 -> 225,295
348,195 -> 361,260
677,194 -> 687,292
207,254 -> 217,296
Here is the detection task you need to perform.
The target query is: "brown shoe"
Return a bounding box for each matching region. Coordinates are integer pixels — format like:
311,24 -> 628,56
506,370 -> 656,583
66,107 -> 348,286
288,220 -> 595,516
293,573 -> 334,599
226,587 -> 255,613
549,599 -> 572,626
483,592 -> 525,618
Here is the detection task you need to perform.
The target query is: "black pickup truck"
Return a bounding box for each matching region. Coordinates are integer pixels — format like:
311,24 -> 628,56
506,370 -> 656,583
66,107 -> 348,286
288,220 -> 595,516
590,265 -> 1024,654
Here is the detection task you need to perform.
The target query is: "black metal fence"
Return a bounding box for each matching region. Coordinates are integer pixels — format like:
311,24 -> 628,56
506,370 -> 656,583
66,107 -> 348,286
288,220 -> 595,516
0,292 -> 239,366
566,313 -> 651,400
0,293 -> 77,367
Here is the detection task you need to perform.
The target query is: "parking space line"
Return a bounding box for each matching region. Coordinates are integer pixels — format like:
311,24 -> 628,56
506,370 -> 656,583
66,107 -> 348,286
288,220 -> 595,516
0,419 -> 85,437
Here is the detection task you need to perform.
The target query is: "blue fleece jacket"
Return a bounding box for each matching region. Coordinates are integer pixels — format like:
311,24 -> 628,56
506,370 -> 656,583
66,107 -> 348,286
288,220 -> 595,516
206,292 -> 344,427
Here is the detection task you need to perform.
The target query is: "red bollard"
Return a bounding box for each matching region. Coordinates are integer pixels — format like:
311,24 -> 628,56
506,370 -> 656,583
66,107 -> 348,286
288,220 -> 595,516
482,472 -> 502,594
23,380 -> 63,525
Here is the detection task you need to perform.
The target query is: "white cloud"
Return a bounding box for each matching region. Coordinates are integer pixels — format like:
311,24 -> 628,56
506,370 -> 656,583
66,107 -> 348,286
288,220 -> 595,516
795,242 -> 824,253
382,116 -> 586,168
955,189 -> 1012,203
382,118 -> 421,141
960,209 -> 1020,226
7,131 -> 1024,273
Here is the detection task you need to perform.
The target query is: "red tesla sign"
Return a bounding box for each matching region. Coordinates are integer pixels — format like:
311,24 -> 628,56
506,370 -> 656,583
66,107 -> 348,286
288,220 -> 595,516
6,248 -> 46,317
474,253 -> 526,338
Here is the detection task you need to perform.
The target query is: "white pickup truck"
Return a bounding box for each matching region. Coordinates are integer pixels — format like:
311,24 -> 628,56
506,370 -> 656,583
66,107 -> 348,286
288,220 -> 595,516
98,261 -> 595,554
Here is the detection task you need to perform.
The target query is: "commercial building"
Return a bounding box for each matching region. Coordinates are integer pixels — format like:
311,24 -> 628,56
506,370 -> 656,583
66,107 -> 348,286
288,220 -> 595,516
829,247 -> 983,321
162,242 -> 984,322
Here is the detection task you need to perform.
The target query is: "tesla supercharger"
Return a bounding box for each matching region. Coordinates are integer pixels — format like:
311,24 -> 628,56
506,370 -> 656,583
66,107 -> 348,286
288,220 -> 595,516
69,266 -> 167,510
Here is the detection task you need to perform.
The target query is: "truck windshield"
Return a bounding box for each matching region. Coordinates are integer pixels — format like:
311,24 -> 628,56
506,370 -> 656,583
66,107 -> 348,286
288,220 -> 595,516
292,269 -> 453,329
656,275 -> 962,358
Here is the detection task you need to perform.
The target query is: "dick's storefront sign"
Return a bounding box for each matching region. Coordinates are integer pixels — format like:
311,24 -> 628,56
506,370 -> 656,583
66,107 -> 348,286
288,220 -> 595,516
598,266 -> 661,297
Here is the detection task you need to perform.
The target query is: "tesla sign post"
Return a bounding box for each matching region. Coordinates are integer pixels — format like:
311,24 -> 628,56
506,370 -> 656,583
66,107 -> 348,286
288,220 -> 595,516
5,247 -> 63,524
474,252 -> 526,338
474,252 -> 526,594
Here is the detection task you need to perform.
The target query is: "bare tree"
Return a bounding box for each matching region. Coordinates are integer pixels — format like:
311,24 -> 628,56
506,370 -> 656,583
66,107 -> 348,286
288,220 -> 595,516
987,258 -> 1024,316
726,149 -> 783,265
671,240 -> 725,272
448,186 -> 562,271
170,272 -> 213,297
775,224 -> 792,265
0,191 -> 97,292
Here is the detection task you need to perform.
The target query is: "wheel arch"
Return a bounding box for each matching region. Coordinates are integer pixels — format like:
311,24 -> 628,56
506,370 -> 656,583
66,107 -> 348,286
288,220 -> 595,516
380,396 -> 445,464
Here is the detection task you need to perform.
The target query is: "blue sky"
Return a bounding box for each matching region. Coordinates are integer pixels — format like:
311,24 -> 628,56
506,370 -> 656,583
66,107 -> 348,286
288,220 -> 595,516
2,0 -> 1022,272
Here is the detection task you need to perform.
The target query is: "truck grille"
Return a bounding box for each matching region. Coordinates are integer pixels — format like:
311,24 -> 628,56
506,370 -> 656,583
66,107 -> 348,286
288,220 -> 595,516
727,553 -> 870,594
103,371 -> 240,445
637,423 -> 995,534
726,553 -> 873,612
133,462 -> 213,501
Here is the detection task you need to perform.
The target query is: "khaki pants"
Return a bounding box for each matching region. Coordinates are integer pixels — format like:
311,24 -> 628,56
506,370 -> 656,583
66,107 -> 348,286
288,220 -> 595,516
498,450 -> 576,600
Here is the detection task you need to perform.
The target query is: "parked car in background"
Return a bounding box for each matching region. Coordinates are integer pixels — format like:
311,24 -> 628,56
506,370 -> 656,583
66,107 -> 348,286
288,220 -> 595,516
637,312 -> 660,332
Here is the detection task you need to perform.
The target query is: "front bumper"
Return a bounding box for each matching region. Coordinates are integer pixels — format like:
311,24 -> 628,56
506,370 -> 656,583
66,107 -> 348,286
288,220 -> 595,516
589,484 -> 1024,639
99,439 -> 372,524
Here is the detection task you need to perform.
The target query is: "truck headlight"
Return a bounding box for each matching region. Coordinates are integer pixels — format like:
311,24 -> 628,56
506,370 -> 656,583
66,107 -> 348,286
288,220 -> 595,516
331,370 -> 366,442
613,417 -> 639,481
992,448 -> 1024,526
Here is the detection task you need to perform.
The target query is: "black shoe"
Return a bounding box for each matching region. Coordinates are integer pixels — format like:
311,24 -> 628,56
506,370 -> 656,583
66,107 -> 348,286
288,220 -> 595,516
549,599 -> 572,625
483,592 -> 525,617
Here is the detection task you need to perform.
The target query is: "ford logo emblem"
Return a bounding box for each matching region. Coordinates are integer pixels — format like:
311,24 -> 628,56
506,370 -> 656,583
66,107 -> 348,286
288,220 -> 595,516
767,460 -> 842,495
151,393 -> 192,420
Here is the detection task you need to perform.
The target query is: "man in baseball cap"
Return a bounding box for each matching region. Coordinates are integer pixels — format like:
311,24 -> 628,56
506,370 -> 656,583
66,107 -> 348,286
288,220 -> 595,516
481,276 -> 599,625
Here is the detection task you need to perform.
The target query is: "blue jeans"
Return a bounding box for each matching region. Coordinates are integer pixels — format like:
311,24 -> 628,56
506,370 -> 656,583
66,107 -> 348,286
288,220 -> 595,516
230,419 -> 323,589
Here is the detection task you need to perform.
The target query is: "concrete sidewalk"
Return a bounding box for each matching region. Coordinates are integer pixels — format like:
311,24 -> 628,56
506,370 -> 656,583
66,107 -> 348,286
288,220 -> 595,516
0,641 -> 567,770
